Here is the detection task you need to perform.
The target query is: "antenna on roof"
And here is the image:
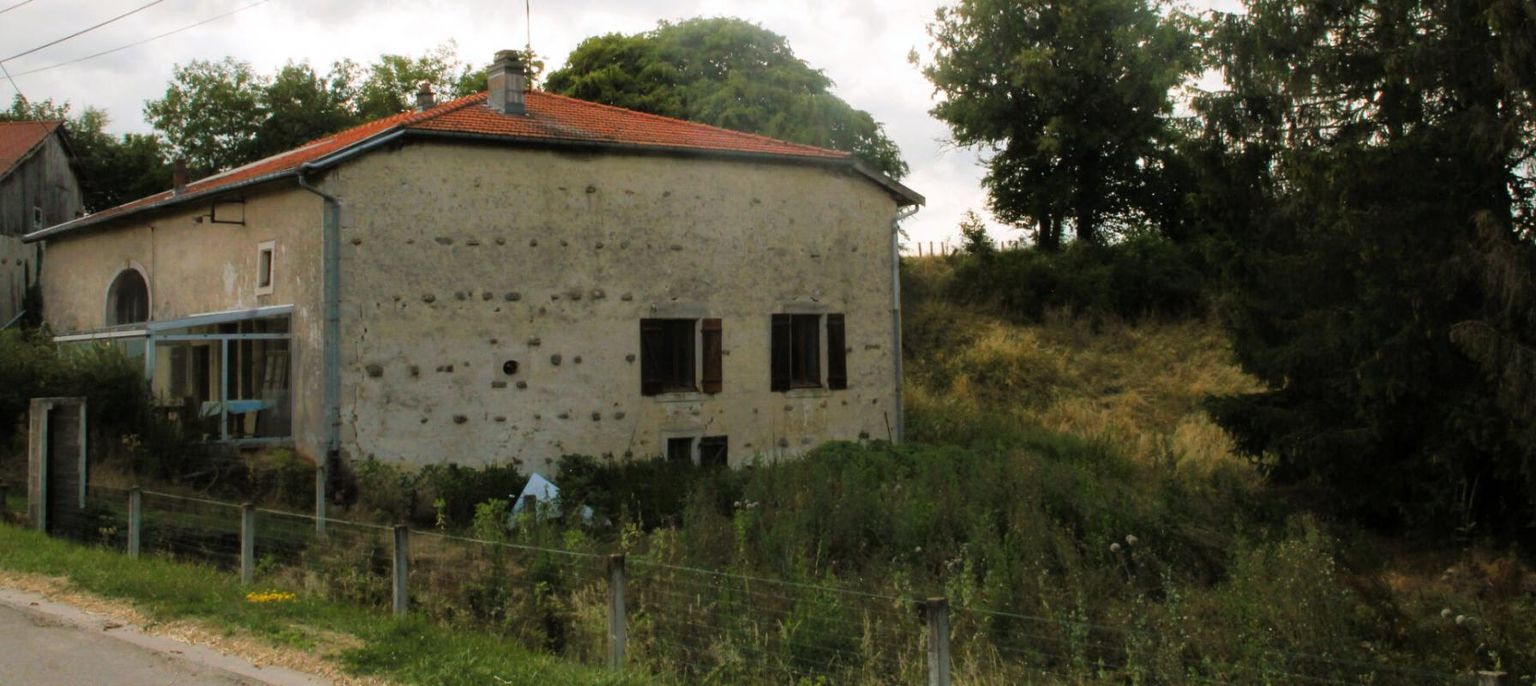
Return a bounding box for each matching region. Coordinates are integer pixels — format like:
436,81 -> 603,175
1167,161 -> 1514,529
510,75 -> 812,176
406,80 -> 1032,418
525,0 -> 532,55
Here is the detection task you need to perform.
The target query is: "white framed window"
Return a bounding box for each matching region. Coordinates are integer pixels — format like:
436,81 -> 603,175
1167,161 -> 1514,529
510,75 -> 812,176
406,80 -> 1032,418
255,241 -> 275,295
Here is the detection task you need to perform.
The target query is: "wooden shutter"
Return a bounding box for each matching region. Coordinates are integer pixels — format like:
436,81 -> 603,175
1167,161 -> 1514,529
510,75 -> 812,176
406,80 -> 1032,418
827,313 -> 848,390
640,319 -> 663,396
702,318 -> 723,394
771,314 -> 791,392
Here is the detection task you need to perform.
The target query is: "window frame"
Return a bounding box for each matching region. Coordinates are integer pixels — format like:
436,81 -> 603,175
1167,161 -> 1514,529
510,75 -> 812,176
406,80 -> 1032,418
255,241 -> 276,295
771,312 -> 848,392
640,317 -> 723,397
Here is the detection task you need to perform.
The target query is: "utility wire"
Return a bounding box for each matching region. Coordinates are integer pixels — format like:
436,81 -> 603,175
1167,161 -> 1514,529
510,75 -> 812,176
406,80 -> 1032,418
1,0 -> 167,63
0,0 -> 38,17
11,0 -> 272,78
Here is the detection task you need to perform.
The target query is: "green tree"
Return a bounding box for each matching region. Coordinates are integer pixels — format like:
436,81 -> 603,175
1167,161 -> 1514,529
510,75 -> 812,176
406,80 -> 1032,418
2,95 -> 170,213
1198,0 -> 1536,532
545,18 -> 907,179
919,0 -> 1195,249
252,61 -> 359,159
351,42 -> 490,120
143,57 -> 265,175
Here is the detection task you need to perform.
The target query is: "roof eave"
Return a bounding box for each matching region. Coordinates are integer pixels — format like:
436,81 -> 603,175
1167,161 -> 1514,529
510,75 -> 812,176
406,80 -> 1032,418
22,169 -> 296,243
405,128 -> 925,206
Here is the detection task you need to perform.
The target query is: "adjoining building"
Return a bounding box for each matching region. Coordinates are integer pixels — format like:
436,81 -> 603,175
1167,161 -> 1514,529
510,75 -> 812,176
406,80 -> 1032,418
24,51 -> 921,477
2,120 -> 82,328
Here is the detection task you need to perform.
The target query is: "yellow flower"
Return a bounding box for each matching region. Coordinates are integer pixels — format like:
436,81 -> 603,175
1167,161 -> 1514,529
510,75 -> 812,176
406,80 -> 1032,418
244,590 -> 297,604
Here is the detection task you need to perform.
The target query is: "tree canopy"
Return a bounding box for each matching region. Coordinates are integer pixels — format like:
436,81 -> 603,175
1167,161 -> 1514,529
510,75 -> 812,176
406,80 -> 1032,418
144,43 -> 490,176
920,0 -> 1196,249
1195,0 -> 1536,531
545,18 -> 907,180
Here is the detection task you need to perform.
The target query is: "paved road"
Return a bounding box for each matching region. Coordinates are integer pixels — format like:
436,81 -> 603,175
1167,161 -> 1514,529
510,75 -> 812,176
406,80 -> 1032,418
0,589 -> 327,686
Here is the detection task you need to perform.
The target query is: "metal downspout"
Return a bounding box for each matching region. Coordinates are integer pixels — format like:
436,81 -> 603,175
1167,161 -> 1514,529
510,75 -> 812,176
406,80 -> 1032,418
892,204 -> 919,443
296,169 -> 340,532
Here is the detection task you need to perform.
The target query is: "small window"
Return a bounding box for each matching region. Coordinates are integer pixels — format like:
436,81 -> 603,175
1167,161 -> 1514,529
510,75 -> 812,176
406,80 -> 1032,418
32,206 -> 43,230
667,436 -> 695,463
255,241 -> 275,295
771,313 -> 848,391
640,318 -> 724,396
699,436 -> 728,467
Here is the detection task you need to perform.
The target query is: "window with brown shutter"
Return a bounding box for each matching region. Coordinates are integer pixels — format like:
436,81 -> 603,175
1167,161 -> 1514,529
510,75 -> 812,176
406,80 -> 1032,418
826,313 -> 847,390
770,312 -> 848,392
702,318 -> 722,394
640,319 -> 696,395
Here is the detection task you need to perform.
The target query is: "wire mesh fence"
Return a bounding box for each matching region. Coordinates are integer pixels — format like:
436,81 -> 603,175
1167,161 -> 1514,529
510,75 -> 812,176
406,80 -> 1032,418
626,559 -> 926,684
17,486 -> 1497,686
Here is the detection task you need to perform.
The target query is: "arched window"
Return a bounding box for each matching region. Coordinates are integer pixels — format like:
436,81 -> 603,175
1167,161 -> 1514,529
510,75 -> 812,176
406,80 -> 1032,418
106,269 -> 149,326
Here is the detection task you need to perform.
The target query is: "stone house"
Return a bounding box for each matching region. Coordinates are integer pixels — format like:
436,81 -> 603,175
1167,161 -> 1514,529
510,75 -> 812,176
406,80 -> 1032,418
1,120 -> 82,327
24,51 -> 922,478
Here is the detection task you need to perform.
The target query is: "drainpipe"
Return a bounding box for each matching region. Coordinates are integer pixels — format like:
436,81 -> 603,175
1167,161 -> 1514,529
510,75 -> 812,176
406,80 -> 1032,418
891,204 -> 919,443
296,169 -> 341,531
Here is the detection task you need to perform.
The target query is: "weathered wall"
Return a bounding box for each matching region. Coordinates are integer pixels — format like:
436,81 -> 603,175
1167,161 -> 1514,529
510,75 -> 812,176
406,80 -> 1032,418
36,186 -> 328,462
322,142 -> 901,471
1,133 -> 80,325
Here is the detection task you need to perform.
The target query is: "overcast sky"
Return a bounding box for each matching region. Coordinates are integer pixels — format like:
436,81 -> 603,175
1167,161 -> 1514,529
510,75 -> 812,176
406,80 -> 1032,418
0,0 -> 1230,247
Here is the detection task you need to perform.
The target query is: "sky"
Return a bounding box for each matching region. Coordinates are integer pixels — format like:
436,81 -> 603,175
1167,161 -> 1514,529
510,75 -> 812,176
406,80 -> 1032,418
0,0 -> 1230,248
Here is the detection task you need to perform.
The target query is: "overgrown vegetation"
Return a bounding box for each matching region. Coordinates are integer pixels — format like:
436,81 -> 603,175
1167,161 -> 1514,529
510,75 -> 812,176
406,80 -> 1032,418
0,524 -> 641,686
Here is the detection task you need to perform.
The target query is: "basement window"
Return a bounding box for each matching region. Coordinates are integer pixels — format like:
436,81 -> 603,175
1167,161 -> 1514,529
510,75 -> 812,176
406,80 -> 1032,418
699,436 -> 728,468
667,437 -> 695,464
255,241 -> 275,295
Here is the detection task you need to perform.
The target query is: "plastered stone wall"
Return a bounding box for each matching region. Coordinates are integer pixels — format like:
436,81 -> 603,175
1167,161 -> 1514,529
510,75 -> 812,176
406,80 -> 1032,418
37,188 -> 329,462
322,142 -> 901,471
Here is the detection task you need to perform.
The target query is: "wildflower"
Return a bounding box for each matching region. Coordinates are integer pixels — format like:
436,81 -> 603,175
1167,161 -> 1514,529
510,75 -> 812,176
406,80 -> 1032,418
1440,608 -> 1452,619
245,590 -> 297,604
1454,615 -> 1466,626
1110,543 -> 1122,553
1125,534 -> 1138,547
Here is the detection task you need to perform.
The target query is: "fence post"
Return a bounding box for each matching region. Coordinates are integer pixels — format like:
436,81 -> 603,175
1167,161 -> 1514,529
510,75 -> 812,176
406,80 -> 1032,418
1478,671 -> 1506,686
392,525 -> 409,617
608,553 -> 627,670
926,597 -> 952,686
240,503 -> 255,585
127,487 -> 142,559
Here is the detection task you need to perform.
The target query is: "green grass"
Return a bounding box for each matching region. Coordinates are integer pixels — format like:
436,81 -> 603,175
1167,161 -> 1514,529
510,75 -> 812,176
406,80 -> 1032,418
0,524 -> 647,686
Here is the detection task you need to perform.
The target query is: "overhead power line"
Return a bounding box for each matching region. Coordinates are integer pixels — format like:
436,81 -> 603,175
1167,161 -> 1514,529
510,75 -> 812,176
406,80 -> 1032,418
11,0 -> 273,78
0,0 -> 38,17
2,0 -> 167,63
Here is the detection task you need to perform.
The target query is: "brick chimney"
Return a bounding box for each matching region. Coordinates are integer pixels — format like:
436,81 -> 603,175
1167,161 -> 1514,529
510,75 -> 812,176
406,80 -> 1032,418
172,159 -> 188,196
486,49 -> 527,116
415,81 -> 436,111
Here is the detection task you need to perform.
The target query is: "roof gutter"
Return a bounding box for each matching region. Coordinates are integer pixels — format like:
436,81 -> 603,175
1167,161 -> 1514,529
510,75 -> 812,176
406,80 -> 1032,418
22,170 -> 296,243
890,203 -> 919,444
291,127 -> 404,532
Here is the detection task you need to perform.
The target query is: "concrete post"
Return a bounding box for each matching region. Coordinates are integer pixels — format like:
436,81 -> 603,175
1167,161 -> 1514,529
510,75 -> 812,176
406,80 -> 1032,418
607,554 -> 627,670
1478,671 -> 1507,686
240,503 -> 255,585
127,488 -> 142,559
392,525 -> 409,617
926,597 -> 952,686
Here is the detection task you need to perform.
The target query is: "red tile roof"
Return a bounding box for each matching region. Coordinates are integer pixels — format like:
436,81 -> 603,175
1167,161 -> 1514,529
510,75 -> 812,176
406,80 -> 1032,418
28,90 -> 914,241
0,120 -> 62,177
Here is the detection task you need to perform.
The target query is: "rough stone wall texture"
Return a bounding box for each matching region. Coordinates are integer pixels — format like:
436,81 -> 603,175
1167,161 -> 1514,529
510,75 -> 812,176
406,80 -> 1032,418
37,188 -> 328,462
1,134 -> 80,325
320,142 -> 900,470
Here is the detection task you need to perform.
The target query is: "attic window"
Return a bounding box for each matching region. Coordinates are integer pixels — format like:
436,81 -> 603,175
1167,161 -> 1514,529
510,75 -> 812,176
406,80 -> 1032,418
256,241 -> 275,295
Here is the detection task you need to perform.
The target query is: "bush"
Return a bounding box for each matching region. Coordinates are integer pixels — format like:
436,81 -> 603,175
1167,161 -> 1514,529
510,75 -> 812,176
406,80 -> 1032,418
944,234 -> 1206,323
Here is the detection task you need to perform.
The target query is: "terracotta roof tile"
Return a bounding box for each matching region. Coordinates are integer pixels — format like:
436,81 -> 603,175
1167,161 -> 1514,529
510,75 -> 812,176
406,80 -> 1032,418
0,120 -> 62,177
